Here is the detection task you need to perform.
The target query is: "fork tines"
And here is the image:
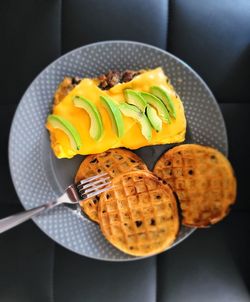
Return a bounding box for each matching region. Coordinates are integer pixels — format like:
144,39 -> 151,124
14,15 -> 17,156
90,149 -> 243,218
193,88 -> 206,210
77,173 -> 112,200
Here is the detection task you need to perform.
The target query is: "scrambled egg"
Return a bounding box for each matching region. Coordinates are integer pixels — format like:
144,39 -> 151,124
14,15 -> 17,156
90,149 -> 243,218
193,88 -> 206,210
46,67 -> 186,158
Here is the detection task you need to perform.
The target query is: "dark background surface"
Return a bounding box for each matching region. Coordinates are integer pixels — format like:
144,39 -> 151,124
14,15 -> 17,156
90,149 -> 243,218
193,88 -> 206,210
0,0 -> 249,301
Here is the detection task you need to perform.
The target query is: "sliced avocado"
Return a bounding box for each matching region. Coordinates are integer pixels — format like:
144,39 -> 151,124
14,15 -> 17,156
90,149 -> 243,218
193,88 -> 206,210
73,96 -> 103,141
124,89 -> 147,112
100,95 -> 124,138
146,105 -> 162,132
140,91 -> 170,124
119,103 -> 152,141
47,114 -> 82,150
150,86 -> 176,118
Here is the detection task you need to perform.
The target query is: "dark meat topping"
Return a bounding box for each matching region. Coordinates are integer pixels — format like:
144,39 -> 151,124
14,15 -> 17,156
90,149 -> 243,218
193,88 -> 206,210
54,70 -> 142,105
121,70 -> 141,83
54,76 -> 82,104
98,70 -> 121,90
71,76 -> 81,85
98,69 -> 142,90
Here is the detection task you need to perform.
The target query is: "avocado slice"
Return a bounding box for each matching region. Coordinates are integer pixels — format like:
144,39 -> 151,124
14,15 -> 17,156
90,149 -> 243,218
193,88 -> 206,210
119,103 -> 152,141
124,89 -> 147,112
47,114 -> 82,150
100,95 -> 125,138
150,86 -> 176,118
73,96 -> 103,141
146,105 -> 162,132
140,91 -> 170,124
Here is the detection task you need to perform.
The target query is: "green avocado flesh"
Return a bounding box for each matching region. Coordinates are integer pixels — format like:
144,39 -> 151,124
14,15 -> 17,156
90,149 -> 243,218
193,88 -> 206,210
100,95 -> 125,138
140,91 -> 170,124
150,86 -> 176,118
119,103 -> 152,141
146,105 -> 162,132
73,96 -> 103,141
47,114 -> 82,150
124,89 -> 147,112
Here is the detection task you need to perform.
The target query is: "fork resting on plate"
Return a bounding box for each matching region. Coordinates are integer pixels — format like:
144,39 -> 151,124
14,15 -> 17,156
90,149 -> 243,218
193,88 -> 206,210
0,173 -> 111,234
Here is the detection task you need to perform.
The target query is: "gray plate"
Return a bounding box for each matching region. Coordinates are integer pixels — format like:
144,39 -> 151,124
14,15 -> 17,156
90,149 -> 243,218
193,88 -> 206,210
8,41 -> 227,261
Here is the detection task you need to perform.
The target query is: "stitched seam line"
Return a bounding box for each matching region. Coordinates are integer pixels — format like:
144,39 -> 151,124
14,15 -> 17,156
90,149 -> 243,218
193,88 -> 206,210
166,0 -> 173,51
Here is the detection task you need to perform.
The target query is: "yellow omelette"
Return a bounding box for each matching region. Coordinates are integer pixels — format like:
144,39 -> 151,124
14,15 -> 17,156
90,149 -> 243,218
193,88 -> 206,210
46,67 -> 186,158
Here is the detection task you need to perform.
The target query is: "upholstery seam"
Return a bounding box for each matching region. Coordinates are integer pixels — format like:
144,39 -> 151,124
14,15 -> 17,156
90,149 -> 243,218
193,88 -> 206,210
218,100 -> 250,104
166,0 -> 173,51
51,242 -> 56,302
59,0 -> 62,55
156,256 -> 159,302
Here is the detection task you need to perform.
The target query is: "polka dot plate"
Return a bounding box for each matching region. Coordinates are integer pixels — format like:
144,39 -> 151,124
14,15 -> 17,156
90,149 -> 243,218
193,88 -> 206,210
8,41 -> 227,261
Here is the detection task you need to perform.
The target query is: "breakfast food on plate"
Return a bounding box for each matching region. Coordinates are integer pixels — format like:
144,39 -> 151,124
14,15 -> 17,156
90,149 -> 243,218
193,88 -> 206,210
75,148 -> 148,222
46,67 -> 186,158
45,66 -> 237,255
153,144 -> 237,227
54,76 -> 81,105
98,170 -> 179,256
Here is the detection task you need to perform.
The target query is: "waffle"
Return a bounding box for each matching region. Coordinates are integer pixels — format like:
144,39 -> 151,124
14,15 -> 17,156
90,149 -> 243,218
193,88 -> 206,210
75,148 -> 148,222
153,144 -> 237,227
98,170 -> 179,256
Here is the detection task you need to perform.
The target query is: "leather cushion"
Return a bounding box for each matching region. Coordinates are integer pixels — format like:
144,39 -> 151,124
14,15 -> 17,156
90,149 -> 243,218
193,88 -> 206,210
220,103 -> 250,210
157,212 -> 250,302
0,105 -> 19,205
0,211 -> 54,302
168,0 -> 250,103
54,247 -> 156,302
0,0 -> 61,106
61,0 -> 169,52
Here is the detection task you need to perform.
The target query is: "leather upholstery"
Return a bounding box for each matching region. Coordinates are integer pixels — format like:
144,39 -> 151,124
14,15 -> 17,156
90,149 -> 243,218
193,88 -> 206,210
0,209 -> 54,302
61,0 -> 169,51
0,1 -> 249,301
54,250 -> 156,302
220,104 -> 250,210
157,213 -> 250,302
168,0 -> 250,103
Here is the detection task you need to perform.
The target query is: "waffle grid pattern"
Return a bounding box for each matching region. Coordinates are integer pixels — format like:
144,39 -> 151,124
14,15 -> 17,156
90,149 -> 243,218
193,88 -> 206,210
98,171 -> 179,256
153,144 -> 236,227
75,149 -> 148,222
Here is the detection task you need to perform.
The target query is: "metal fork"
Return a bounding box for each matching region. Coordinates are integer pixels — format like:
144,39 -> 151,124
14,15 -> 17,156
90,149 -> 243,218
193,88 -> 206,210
0,173 -> 111,234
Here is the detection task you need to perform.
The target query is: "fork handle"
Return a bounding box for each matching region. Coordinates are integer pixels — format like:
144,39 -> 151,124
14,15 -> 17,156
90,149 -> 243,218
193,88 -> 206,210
0,200 -> 60,234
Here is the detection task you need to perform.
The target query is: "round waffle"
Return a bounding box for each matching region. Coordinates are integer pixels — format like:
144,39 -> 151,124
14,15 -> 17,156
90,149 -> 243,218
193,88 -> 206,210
98,170 -> 179,256
153,144 -> 237,227
75,148 -> 148,222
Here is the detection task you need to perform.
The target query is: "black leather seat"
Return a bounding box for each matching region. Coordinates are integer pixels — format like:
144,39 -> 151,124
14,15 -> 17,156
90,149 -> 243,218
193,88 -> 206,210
0,1 -> 249,301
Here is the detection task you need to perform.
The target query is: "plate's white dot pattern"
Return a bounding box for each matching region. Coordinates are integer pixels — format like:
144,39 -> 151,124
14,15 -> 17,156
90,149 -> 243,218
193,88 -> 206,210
9,41 -> 227,261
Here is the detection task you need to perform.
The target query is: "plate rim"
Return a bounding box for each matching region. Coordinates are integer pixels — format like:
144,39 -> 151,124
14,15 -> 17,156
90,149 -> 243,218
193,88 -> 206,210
8,40 -> 227,261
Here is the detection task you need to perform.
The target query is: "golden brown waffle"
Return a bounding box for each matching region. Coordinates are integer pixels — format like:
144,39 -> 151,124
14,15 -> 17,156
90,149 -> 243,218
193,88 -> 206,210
153,144 -> 237,227
98,170 -> 179,256
75,148 -> 148,222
